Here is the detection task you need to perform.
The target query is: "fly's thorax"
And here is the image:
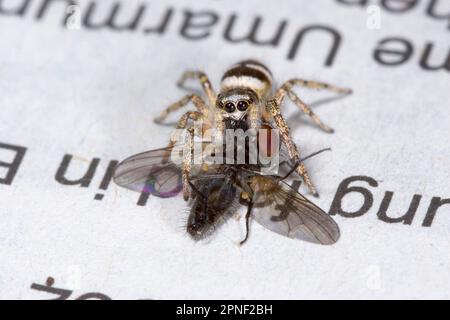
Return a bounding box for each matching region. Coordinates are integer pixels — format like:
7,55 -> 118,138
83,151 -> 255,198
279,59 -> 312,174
249,175 -> 278,194
220,60 -> 273,99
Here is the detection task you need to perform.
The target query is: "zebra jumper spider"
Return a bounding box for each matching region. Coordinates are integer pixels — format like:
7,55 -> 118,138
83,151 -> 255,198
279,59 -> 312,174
154,60 -> 352,200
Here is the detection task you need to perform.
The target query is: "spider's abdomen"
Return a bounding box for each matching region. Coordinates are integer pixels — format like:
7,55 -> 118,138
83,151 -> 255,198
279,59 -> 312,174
220,60 -> 273,98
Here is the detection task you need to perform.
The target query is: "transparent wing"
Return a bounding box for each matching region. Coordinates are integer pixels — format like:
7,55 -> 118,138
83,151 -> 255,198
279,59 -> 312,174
252,179 -> 340,245
113,144 -> 223,198
113,146 -> 183,198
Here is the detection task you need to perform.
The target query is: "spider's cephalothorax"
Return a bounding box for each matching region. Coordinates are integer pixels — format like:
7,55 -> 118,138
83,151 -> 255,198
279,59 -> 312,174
218,60 -> 272,130
154,59 -> 352,199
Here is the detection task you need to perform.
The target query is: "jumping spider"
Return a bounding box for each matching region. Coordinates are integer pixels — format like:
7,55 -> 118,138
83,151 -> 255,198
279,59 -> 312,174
154,60 -> 352,200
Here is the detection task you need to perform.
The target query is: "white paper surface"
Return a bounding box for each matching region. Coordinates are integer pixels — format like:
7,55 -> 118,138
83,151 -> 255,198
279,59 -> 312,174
1,0 -> 449,299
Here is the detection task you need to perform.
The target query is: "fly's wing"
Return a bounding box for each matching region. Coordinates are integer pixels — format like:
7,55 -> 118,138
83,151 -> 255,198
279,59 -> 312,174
113,144 -> 221,198
113,146 -> 183,198
252,180 -> 340,245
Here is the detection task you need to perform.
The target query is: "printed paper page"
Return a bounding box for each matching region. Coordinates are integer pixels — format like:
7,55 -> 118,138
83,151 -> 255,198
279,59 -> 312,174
0,0 -> 449,299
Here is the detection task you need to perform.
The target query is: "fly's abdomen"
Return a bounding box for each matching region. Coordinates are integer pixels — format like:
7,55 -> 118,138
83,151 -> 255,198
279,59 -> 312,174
221,60 -> 273,98
187,178 -> 238,240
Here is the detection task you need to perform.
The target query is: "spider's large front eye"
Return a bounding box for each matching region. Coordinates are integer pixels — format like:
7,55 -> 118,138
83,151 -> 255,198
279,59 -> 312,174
237,101 -> 249,111
224,102 -> 235,113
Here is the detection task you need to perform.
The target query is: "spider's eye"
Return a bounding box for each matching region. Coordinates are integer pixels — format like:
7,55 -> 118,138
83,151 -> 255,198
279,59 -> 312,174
224,102 -> 235,113
237,101 -> 249,111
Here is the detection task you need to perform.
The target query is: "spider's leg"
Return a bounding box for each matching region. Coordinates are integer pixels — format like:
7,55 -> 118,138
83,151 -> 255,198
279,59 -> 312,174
154,94 -> 209,124
165,111 -> 202,150
282,78 -> 352,94
274,83 -> 330,133
266,99 -> 318,196
181,126 -> 195,201
177,71 -> 217,106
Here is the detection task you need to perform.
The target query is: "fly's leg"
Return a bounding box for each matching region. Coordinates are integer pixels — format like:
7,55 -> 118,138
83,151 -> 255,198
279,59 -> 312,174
177,71 -> 217,107
154,94 -> 209,124
237,174 -> 256,245
280,148 -> 332,181
239,201 -> 254,246
266,99 -> 318,196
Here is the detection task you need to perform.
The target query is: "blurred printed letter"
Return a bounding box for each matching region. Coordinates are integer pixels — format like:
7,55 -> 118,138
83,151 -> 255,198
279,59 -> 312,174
0,142 -> 26,185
